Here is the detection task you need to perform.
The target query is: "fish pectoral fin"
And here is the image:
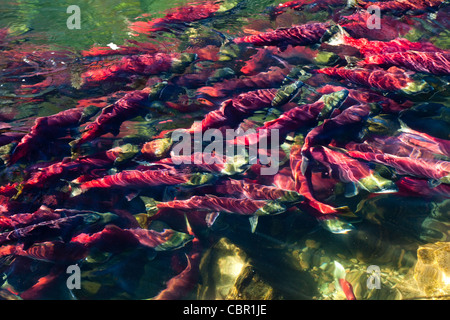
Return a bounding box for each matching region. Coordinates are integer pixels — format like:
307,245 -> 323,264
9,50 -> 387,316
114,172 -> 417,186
61,230 -> 75,243
278,42 -> 288,52
21,240 -> 34,251
109,126 -> 121,136
249,215 -> 259,233
344,182 -> 359,198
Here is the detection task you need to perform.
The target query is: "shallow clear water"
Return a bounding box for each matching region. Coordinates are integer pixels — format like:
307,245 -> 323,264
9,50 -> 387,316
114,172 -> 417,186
0,0 -> 449,300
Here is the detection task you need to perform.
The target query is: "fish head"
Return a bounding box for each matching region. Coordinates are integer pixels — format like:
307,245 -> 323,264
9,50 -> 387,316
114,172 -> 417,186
218,42 -> 243,61
401,80 -> 434,96
217,0 -> 238,13
154,229 -> 194,251
283,67 -> 312,85
208,67 -> 235,84
81,213 -> 101,225
277,191 -> 304,205
318,89 -> 349,119
186,172 -> 216,186
358,174 -> 398,194
322,89 -> 349,107
140,197 -> 159,216
148,81 -> 168,100
134,213 -> 151,229
221,154 -> 250,175
439,174 -> 450,185
333,260 -> 347,280
320,24 -> 342,43
314,51 -> 341,66
79,105 -> 100,123
111,143 -> 139,165
170,53 -> 197,74
365,114 -> 399,136
271,80 -> 304,107
141,137 -> 173,160
83,212 -> 118,225
320,216 -> 354,234
255,200 -> 286,216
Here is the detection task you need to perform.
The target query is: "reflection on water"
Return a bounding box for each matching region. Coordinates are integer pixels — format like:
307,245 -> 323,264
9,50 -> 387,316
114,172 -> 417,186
0,0 -> 449,300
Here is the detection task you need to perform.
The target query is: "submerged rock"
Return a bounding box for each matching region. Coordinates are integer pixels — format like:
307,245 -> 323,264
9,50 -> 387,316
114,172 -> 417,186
197,237 -> 278,299
414,241 -> 450,297
226,265 -> 274,299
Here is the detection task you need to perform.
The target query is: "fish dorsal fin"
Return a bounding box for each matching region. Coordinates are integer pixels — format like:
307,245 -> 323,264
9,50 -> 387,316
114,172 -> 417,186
125,190 -> 141,201
38,205 -> 52,212
205,212 -> 220,227
397,119 -> 413,133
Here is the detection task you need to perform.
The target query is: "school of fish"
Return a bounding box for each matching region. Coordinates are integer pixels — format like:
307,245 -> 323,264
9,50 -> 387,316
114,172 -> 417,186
0,0 -> 449,300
